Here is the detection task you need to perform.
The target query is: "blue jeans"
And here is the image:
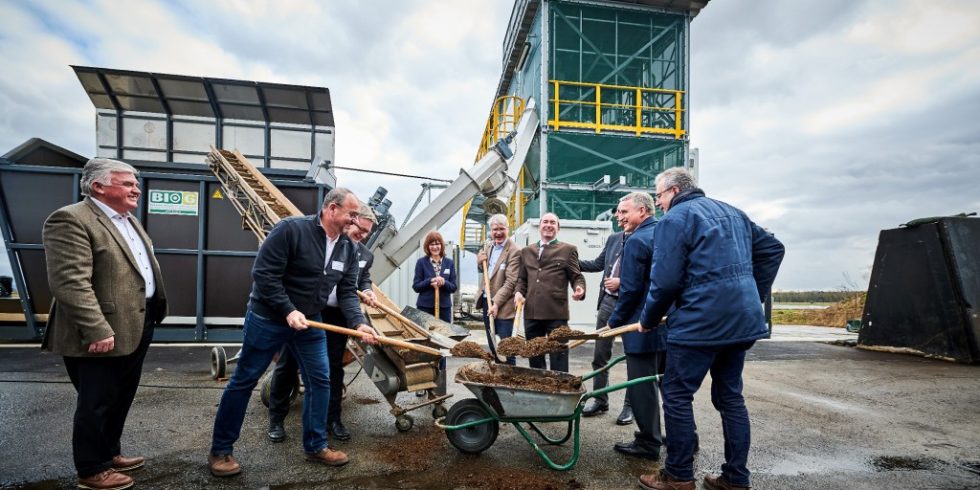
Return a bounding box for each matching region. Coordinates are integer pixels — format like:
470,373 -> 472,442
211,310 -> 331,455
482,309 -> 516,365
662,342 -> 754,486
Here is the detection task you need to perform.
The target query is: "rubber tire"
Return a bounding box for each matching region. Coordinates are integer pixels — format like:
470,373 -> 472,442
445,399 -> 498,454
259,370 -> 301,408
432,403 -> 448,419
210,347 -> 227,380
395,414 -> 414,432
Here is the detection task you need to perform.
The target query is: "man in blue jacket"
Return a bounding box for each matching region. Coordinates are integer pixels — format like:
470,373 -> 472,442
208,188 -> 379,478
637,168 -> 784,490
605,192 -> 665,460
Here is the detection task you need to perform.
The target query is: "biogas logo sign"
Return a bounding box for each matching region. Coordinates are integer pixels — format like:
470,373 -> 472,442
148,190 -> 199,216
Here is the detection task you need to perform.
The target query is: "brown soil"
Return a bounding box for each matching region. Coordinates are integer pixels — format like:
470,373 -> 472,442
375,424 -> 446,471
454,467 -> 563,490
352,396 -> 381,405
521,336 -> 566,358
547,325 -> 584,340
496,336 -> 526,356
451,341 -> 492,361
458,364 -> 582,393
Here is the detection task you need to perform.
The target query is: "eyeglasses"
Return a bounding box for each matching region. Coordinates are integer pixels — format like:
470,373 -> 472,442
655,186 -> 676,200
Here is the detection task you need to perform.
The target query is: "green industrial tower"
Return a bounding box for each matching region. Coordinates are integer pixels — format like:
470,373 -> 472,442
462,0 -> 706,251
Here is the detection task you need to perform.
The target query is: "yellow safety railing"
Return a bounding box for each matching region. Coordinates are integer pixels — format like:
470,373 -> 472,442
548,80 -> 685,139
461,95 -> 526,249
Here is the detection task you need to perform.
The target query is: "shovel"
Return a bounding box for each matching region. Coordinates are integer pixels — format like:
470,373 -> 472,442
434,284 -> 440,322
481,259 -> 506,363
307,320 -> 443,357
565,323 -> 642,349
356,291 -> 457,349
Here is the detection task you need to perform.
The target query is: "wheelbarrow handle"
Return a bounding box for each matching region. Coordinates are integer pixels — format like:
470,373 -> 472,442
581,353 -> 627,382
583,374 -> 661,402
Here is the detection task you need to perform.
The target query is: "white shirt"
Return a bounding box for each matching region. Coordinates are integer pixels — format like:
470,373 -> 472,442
323,231 -> 341,307
91,198 -> 156,299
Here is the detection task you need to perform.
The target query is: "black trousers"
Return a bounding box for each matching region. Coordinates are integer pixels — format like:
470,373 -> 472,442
525,319 -> 568,372
269,306 -> 347,425
626,352 -> 665,448
63,302 -> 156,478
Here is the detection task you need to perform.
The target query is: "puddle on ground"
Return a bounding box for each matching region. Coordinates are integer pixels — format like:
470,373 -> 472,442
869,455 -> 943,471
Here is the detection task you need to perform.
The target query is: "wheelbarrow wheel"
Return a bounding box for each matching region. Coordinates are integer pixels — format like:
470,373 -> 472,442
395,414 -> 414,432
445,399 -> 498,454
210,347 -> 227,380
432,403 -> 448,419
259,370 -> 301,408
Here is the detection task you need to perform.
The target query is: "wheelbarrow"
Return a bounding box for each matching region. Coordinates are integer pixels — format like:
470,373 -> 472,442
435,355 -> 659,470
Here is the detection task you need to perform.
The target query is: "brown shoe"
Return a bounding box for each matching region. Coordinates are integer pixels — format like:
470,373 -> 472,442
703,474 -> 750,490
208,453 -> 241,477
111,455 -> 145,472
305,447 -> 349,466
77,469 -> 133,490
638,469 -> 695,490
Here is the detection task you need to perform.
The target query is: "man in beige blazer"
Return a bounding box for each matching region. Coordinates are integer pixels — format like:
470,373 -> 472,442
43,158 -> 167,490
475,213 -> 521,364
515,212 -> 586,372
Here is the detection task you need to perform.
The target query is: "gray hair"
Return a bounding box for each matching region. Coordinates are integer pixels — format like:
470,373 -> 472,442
358,203 -> 378,225
619,192 -> 655,215
80,158 -> 138,196
322,187 -> 355,208
655,167 -> 696,193
488,213 -> 508,228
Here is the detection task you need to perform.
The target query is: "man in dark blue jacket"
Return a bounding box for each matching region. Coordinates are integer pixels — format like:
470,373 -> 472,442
208,188 -> 379,478
637,168 -> 784,490
605,192 -> 666,461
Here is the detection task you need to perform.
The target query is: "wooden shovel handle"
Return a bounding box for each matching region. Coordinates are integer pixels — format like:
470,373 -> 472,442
356,291 -> 432,339
307,320 -> 441,357
482,260 -> 496,336
598,322 -> 641,338
567,325 -> 610,350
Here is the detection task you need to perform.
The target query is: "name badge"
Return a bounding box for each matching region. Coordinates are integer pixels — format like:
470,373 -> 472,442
499,263 -> 506,271
358,260 -> 367,268
443,268 -> 450,274
331,261 -> 345,271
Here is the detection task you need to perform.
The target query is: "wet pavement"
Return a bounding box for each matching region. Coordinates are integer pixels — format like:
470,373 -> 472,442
1,328 -> 978,489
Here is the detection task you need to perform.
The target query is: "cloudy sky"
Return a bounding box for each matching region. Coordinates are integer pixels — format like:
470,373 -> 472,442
1,0 -> 978,291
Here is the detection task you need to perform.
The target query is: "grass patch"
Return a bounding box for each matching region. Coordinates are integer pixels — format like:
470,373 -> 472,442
772,294 -> 865,327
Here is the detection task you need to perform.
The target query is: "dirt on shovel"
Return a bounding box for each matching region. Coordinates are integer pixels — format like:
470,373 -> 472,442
547,325 -> 585,340
450,341 -> 492,361
521,336 -> 566,358
496,336 -> 526,357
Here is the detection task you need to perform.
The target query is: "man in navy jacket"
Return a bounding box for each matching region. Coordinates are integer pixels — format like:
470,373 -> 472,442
637,168 -> 784,490
208,188 -> 379,477
605,192 -> 666,461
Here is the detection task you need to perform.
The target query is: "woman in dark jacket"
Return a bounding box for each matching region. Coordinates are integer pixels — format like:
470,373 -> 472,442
412,230 -> 457,323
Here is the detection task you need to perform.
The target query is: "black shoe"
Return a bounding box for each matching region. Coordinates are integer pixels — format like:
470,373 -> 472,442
268,421 -> 286,443
616,405 -> 634,425
582,399 -> 609,417
329,421 -> 351,441
614,441 -> 660,461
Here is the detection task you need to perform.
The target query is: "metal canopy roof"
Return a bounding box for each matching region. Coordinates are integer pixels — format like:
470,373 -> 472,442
71,65 -> 334,127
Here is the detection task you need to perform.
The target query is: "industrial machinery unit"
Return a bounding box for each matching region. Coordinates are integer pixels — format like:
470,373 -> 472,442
460,0 -> 707,326
0,67 -> 335,341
